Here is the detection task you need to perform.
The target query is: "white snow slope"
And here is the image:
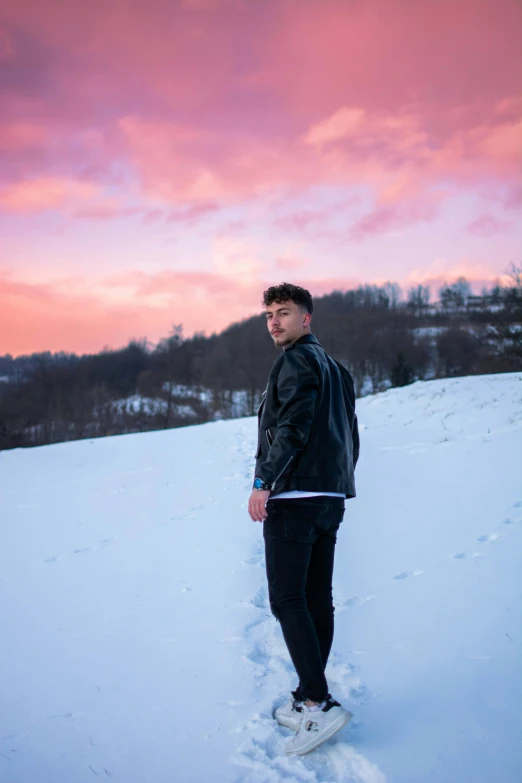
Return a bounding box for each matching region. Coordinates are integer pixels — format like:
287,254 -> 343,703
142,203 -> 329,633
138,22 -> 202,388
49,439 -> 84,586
1,372 -> 521,783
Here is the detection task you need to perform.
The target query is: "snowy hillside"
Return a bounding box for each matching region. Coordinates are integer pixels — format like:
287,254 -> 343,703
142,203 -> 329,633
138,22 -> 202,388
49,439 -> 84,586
1,372 -> 521,783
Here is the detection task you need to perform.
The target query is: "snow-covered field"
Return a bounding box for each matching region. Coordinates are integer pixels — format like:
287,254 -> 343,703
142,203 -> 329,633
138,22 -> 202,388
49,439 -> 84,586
1,372 -> 521,783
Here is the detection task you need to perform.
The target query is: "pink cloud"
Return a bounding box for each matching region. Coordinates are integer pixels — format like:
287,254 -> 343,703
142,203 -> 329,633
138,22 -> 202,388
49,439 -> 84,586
504,185 -> 522,210
274,210 -> 327,233
0,0 -> 520,356
167,201 -> 220,224
398,258 -> 512,294
467,215 -> 513,237
141,209 -> 164,225
271,196 -> 362,237
0,0 -> 519,225
109,102 -> 521,241
73,205 -> 141,221
303,108 -> 367,146
0,122 -> 50,151
0,177 -> 100,213
350,192 -> 445,240
217,219 -> 247,235
276,256 -> 309,271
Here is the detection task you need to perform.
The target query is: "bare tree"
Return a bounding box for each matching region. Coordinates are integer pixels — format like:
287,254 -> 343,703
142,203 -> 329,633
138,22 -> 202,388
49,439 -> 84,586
407,284 -> 430,312
505,260 -> 522,290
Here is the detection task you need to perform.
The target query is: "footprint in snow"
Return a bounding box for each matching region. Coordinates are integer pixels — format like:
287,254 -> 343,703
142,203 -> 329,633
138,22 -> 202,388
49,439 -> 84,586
335,595 -> 377,611
244,615 -> 267,634
231,722 -> 382,783
44,537 -> 116,564
249,587 -> 268,610
393,570 -> 425,580
246,643 -> 271,669
47,712 -> 75,719
477,533 -> 501,543
243,554 -> 264,566
348,680 -> 371,705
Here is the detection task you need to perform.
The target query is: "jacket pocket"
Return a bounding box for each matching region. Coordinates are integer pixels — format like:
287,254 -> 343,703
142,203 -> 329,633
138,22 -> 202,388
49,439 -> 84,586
266,428 -> 274,447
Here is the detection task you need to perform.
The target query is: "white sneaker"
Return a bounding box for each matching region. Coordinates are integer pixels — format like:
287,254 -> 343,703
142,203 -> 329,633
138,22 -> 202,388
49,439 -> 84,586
273,691 -> 304,732
285,697 -> 352,756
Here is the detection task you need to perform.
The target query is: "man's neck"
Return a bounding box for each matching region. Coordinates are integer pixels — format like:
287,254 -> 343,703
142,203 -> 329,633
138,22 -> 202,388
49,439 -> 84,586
282,330 -> 312,350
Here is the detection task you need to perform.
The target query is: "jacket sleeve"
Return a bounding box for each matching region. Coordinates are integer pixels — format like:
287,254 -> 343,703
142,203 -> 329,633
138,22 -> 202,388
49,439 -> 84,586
334,359 -> 360,469
254,348 -> 319,489
352,413 -> 360,468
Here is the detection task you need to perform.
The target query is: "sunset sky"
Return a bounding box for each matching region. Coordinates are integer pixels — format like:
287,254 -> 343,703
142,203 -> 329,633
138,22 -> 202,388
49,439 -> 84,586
1,0 -> 521,356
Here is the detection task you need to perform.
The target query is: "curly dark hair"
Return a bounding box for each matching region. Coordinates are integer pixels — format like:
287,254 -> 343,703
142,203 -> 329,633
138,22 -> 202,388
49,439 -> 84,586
262,283 -> 313,314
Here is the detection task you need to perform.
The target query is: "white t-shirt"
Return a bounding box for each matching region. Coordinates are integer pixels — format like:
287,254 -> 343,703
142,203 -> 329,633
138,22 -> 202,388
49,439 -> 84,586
270,490 -> 345,504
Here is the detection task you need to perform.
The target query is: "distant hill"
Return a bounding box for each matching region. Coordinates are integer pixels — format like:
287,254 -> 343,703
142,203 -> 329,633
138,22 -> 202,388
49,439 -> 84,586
1,281 -> 521,450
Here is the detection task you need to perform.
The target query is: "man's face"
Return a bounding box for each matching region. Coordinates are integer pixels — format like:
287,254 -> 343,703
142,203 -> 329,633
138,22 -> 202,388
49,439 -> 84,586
265,299 -> 311,348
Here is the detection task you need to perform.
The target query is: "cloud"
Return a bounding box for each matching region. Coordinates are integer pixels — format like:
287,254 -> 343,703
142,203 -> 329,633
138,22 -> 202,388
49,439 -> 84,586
276,256 -> 309,271
273,210 -> 328,233
0,0 -> 520,355
73,205 -> 141,221
0,0 -> 519,223
349,191 -> 446,240
467,215 -> 513,237
167,201 -> 220,224
0,121 -> 49,151
212,236 -> 262,280
397,258 -> 511,294
303,108 -> 367,146
0,177 -> 100,212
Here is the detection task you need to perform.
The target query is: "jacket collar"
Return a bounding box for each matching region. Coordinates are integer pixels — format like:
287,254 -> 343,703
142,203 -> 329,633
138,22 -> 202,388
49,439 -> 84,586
283,332 -> 320,351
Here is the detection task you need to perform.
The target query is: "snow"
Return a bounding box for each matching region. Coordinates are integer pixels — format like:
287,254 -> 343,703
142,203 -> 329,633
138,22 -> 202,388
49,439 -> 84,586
1,371 -> 521,783
110,395 -> 170,415
162,383 -> 212,402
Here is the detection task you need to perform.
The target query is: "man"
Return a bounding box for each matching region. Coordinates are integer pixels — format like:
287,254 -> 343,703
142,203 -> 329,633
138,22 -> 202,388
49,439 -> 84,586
248,282 -> 360,756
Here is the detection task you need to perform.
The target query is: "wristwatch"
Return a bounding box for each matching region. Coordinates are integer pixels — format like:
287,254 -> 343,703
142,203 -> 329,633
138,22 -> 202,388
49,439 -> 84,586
253,477 -> 271,491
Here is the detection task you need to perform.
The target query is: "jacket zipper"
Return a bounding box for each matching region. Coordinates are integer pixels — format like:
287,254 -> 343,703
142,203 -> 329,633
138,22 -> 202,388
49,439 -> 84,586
271,455 -> 294,489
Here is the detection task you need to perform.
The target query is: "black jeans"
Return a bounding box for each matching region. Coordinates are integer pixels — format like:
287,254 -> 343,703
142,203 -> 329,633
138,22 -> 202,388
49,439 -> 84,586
262,495 -> 345,703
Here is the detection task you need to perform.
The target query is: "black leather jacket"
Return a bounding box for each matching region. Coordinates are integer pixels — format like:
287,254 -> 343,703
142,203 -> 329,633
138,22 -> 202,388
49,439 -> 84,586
253,333 -> 360,498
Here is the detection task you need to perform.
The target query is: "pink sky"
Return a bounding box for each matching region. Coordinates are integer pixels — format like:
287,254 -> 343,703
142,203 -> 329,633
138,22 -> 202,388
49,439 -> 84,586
1,0 -> 521,356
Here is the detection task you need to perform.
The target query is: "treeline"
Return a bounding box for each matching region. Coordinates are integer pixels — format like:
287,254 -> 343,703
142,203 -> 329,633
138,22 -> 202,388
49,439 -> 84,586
1,275 -> 521,451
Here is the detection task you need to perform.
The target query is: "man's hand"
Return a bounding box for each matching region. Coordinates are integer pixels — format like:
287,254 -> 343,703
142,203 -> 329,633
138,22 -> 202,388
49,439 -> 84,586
248,489 -> 271,522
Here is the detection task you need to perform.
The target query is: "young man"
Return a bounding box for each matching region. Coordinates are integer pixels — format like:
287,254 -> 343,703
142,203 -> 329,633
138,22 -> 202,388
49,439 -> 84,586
248,283 -> 360,756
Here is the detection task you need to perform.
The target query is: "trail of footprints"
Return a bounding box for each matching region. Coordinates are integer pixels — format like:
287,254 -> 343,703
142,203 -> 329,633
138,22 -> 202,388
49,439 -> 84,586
229,501 -> 520,782
42,503 -> 211,566
234,544 -> 375,782
231,424 -> 380,782
445,517 -> 515,567
353,510 -> 520,601
232,425 -> 519,779
323,509 -> 521,623
43,537 -> 117,564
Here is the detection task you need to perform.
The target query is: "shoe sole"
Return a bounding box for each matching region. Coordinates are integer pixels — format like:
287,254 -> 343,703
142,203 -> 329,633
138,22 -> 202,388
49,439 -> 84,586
285,710 -> 353,756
